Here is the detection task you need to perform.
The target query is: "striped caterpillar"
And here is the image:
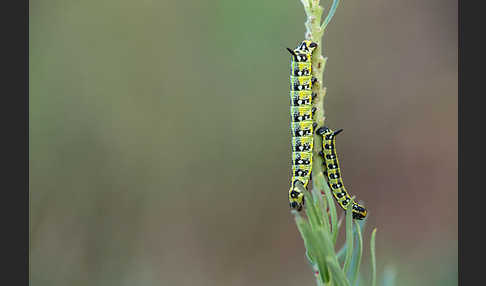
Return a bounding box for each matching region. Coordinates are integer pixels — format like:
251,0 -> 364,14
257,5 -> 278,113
317,126 -> 367,220
287,40 -> 318,211
286,40 -> 367,219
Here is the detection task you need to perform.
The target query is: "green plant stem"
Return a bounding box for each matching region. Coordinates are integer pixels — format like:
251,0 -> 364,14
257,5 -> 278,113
371,228 -> 378,286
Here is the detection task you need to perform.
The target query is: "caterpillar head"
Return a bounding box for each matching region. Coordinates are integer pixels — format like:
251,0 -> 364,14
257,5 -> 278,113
352,204 -> 368,220
296,40 -> 318,54
289,181 -> 305,211
287,41 -> 317,62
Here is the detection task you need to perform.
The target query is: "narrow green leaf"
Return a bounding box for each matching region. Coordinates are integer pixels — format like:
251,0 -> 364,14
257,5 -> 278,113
356,216 -> 367,234
370,228 -> 378,286
326,256 -> 350,286
349,221 -> 363,286
342,199 -> 354,274
294,211 -> 306,237
315,228 -> 334,283
337,214 -> 344,232
338,215 -> 366,264
299,0 -> 310,10
322,0 -> 341,31
305,250 -> 317,270
313,188 -> 330,233
304,192 -> 320,232
322,181 -> 339,244
294,211 -> 316,265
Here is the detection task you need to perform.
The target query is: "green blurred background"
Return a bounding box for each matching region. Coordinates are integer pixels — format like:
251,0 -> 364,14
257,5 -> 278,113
29,0 -> 457,285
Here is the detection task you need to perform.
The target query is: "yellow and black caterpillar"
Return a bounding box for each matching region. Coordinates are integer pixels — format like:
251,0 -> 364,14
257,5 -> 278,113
287,40 -> 318,211
317,126 -> 367,220
286,40 -> 367,220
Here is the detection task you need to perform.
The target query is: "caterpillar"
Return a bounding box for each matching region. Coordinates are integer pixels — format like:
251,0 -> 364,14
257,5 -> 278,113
287,40 -> 318,211
317,126 -> 367,220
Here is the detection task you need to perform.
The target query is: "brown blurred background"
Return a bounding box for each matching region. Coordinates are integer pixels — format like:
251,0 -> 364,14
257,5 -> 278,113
29,0 -> 457,285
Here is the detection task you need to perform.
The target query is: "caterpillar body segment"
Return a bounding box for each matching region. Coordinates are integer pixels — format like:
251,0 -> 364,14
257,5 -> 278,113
317,126 -> 368,220
291,62 -> 312,77
291,106 -> 315,122
292,164 -> 312,180
290,91 -> 314,106
292,151 -> 313,167
290,75 -> 313,91
287,40 -> 318,211
292,136 -> 313,153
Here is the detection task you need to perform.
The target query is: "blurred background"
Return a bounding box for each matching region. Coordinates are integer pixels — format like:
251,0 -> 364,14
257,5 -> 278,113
29,0 -> 457,285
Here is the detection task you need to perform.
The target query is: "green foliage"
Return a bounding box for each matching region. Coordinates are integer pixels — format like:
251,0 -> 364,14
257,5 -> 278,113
293,184 -> 377,286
